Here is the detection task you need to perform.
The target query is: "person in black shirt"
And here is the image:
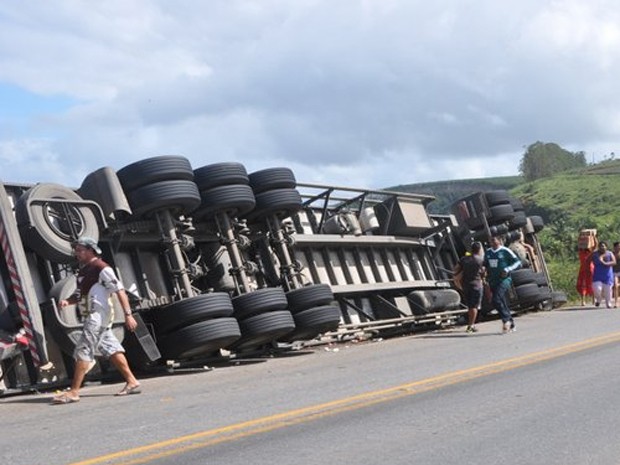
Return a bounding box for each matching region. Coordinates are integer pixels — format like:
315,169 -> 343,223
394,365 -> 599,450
454,241 -> 486,333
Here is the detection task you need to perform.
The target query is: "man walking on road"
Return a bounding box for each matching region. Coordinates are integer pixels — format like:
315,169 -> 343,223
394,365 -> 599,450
52,237 -> 141,404
484,235 -> 521,334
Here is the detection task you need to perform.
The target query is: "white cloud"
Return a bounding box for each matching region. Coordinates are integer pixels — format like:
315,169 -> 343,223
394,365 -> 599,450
0,138 -> 71,184
0,0 -> 619,190
524,0 -> 620,64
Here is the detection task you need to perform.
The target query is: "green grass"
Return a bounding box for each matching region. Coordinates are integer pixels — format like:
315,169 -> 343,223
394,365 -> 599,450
511,169 -> 620,299
545,257 -> 580,303
511,173 -> 620,227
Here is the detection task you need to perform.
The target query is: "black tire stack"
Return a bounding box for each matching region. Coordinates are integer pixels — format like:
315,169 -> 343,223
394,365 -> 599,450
192,162 -> 256,221
117,155 -> 201,219
147,293 -> 241,360
456,189 -> 546,246
508,197 -> 528,230
117,156 -> 244,360
451,189 -> 567,315
510,269 -> 548,309
229,287 -> 295,351
192,163 -> 296,353
247,167 -> 302,221
484,190 -> 516,226
528,215 -> 545,233
246,168 -> 342,342
281,284 -> 340,342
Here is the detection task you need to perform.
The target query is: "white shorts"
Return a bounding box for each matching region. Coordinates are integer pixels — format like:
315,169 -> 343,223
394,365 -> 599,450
74,311 -> 124,362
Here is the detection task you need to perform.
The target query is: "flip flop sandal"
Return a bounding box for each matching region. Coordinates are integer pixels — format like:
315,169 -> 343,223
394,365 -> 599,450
51,393 -> 80,404
115,384 -> 142,396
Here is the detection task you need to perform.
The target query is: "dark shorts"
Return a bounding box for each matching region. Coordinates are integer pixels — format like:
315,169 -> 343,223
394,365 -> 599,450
463,286 -> 484,309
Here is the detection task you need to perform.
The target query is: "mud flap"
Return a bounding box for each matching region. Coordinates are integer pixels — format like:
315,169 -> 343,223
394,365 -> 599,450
122,313 -> 161,368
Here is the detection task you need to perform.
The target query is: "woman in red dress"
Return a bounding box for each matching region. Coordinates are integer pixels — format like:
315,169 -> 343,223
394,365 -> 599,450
577,249 -> 594,306
577,246 -> 595,306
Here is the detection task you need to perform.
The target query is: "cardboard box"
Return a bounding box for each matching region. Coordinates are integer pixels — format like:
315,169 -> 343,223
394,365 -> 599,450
578,229 -> 597,250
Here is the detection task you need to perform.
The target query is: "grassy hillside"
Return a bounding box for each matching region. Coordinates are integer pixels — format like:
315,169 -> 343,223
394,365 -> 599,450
394,160 -> 620,302
512,174 -> 620,226
512,160 -> 620,227
512,161 -> 620,302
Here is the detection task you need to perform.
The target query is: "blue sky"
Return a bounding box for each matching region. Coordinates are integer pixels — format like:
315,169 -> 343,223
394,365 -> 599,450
0,83 -> 76,118
1,1 -> 619,188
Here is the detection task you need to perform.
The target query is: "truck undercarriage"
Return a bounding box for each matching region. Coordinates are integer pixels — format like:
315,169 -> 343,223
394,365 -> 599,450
0,156 -> 565,394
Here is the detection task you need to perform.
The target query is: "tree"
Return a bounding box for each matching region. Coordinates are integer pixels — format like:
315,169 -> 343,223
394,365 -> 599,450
519,142 -> 587,181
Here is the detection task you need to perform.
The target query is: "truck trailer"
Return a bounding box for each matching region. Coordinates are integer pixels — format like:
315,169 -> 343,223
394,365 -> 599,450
0,156 -> 565,395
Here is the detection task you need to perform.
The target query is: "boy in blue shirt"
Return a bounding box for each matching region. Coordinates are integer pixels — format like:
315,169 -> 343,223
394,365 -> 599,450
484,235 -> 522,333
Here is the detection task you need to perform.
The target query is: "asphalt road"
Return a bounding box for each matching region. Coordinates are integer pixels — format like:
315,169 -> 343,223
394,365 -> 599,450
3,305 -> 620,465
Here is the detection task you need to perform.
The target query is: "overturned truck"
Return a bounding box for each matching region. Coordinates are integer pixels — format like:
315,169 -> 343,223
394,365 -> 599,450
0,156 -> 564,394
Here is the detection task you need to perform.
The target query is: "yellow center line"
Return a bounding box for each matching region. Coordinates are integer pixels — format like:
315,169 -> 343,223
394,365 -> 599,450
69,331 -> 620,465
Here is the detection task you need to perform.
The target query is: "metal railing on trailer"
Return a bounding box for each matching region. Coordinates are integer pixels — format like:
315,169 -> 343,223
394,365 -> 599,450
278,182 -> 467,338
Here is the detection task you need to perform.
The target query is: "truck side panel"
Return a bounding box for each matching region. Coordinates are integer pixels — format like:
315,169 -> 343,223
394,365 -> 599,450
0,180 -> 48,367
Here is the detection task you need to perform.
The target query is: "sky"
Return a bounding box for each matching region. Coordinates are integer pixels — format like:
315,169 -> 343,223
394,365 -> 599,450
0,1 -> 619,190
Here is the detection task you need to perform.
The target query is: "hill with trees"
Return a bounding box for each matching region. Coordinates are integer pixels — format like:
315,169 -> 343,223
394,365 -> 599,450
391,144 -> 620,302
518,141 -> 587,181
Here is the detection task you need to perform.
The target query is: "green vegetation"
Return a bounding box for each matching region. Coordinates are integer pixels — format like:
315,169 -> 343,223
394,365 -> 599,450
518,141 -> 586,181
544,257 -> 580,301
512,163 -> 620,237
512,160 -> 620,302
395,158 -> 620,304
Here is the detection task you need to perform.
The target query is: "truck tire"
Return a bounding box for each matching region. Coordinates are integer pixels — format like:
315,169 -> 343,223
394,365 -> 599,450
510,197 -> 524,212
538,285 -> 553,303
285,284 -> 334,313
15,183 -> 100,263
533,272 -> 548,286
232,287 -> 289,320
193,162 -> 249,190
511,269 -> 536,286
231,310 -> 295,351
530,215 -> 545,232
193,184 -> 256,220
551,291 -> 568,308
281,305 -> 341,342
488,204 -> 515,225
514,283 -> 542,304
485,190 -> 510,206
508,211 -> 527,230
117,155 -> 194,192
126,180 -> 201,218
158,317 -> 241,360
249,167 -> 297,194
249,188 -> 302,220
150,293 -> 234,335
